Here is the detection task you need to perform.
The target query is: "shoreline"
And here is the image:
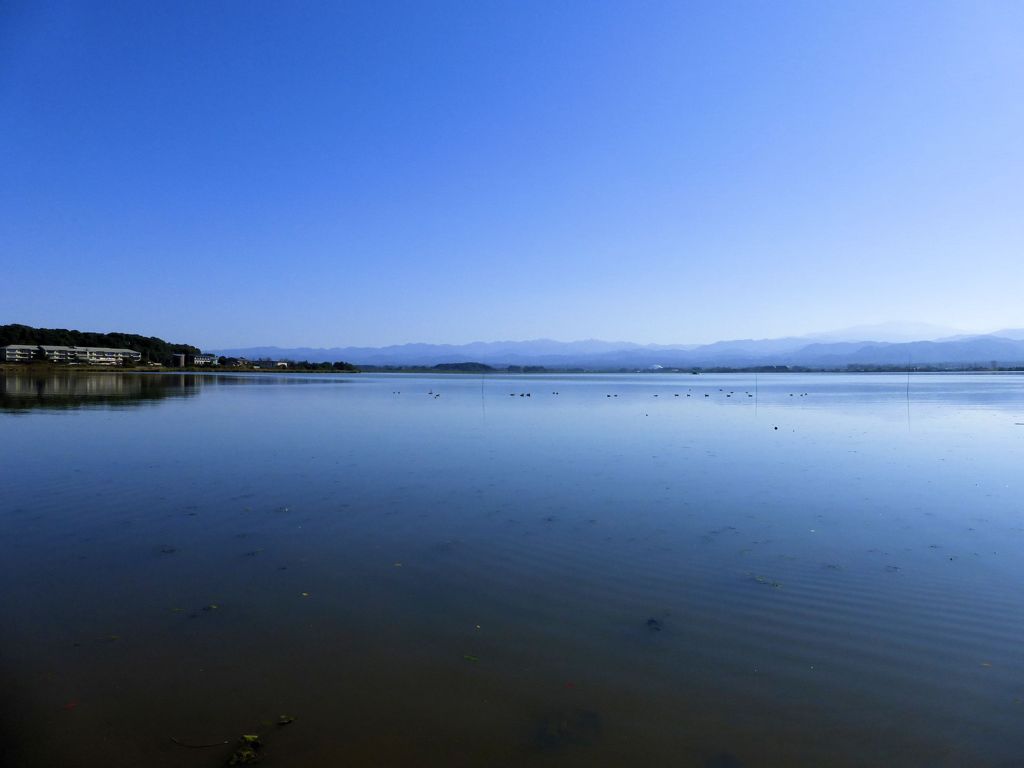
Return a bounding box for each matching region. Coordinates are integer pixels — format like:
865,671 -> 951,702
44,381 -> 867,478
3,364 -> 1023,376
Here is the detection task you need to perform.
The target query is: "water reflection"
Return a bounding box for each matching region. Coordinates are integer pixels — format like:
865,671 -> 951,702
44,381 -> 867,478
0,372 -> 209,412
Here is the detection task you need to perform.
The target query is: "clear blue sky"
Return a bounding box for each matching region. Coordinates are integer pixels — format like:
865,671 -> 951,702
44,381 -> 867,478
2,1 -> 1022,348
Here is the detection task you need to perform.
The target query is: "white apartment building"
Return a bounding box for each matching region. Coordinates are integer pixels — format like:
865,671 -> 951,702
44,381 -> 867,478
3,345 -> 142,365
77,347 -> 143,365
3,344 -> 38,362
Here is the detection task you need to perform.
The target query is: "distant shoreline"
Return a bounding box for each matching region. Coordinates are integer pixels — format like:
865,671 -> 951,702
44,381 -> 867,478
4,363 -> 1024,375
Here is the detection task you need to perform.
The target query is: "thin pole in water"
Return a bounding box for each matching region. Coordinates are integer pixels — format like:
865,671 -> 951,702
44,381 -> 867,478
906,355 -> 912,430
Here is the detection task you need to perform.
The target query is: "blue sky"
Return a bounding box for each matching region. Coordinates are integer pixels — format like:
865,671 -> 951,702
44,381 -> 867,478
2,1 -> 1022,348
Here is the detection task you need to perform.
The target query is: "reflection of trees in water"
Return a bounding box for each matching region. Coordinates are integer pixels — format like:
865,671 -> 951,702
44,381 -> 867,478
0,372 -> 337,412
0,373 -> 205,412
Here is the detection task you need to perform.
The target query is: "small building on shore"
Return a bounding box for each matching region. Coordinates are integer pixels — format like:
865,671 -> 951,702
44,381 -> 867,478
170,352 -> 219,367
3,344 -> 39,362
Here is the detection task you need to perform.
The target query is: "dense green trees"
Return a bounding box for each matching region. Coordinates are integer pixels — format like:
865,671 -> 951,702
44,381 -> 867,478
433,362 -> 494,372
290,360 -> 359,371
215,356 -> 358,372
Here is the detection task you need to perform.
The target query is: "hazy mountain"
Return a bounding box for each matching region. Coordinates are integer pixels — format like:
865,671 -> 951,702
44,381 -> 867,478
781,337 -> 1024,367
214,330 -> 1024,369
804,321 -> 966,343
983,328 -> 1024,341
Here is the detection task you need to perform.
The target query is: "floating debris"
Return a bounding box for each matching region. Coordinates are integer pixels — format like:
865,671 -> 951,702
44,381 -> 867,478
463,654 -> 480,662
646,617 -> 664,632
277,714 -> 295,726
227,734 -> 262,765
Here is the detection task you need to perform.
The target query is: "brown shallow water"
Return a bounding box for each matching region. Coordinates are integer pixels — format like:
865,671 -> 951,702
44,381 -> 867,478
2,371 -> 1023,767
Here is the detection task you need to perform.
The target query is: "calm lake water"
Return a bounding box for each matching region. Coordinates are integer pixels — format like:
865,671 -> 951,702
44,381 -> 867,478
2,371 -> 1024,767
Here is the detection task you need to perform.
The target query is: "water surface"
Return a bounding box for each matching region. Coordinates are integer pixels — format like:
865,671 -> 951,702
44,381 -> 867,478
2,371 -> 1023,767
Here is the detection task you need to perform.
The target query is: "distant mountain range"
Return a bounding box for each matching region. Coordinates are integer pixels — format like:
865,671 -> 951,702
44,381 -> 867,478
213,324 -> 1024,369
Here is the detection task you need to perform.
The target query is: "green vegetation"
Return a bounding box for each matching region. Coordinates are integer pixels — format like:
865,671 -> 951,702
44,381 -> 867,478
433,362 -> 493,372
506,365 -> 550,373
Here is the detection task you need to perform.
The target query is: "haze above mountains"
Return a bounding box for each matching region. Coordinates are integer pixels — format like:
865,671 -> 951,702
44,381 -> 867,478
213,322 -> 1024,369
